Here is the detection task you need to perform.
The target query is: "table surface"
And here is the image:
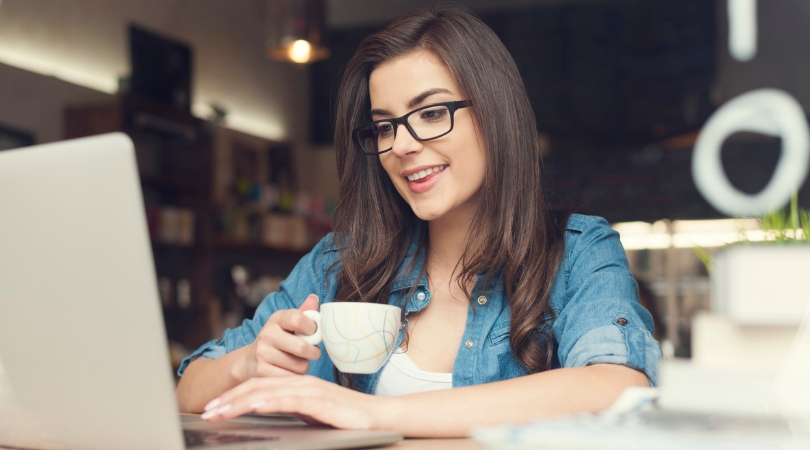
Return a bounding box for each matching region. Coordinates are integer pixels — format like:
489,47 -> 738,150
389,438 -> 483,449
0,411 -> 485,450
0,439 -> 484,450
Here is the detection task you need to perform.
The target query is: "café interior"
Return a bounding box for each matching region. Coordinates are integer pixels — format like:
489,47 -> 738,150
1,0 -> 809,448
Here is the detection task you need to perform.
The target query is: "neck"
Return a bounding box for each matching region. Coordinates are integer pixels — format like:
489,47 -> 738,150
425,211 -> 474,279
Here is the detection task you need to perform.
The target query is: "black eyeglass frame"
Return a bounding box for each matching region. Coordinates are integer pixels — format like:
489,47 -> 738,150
352,100 -> 472,155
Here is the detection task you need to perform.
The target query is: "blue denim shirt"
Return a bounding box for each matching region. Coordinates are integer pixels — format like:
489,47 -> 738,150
179,214 -> 661,391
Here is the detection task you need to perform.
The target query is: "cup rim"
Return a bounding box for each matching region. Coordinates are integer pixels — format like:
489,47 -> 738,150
320,302 -> 401,312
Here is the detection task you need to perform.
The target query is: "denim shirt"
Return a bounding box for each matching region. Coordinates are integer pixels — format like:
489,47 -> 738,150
179,214 -> 662,391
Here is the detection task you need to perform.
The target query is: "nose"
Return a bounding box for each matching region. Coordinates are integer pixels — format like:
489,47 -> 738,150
389,123 -> 423,157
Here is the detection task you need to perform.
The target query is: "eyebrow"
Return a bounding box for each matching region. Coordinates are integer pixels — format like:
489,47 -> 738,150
369,88 -> 453,117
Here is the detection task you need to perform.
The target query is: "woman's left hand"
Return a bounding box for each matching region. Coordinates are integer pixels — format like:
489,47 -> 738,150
199,375 -> 391,431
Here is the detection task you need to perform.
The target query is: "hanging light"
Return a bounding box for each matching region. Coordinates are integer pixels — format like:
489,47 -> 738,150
267,0 -> 330,64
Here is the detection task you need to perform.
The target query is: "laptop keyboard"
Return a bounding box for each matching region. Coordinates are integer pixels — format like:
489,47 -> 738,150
184,429 -> 280,448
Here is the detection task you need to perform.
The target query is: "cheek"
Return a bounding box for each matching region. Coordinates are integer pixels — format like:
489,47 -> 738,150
458,117 -> 488,176
463,138 -> 488,186
378,156 -> 402,187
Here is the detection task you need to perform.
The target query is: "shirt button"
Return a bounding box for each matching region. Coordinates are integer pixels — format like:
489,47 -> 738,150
477,296 -> 487,305
465,340 -> 474,349
416,292 -> 426,301
617,318 -> 628,326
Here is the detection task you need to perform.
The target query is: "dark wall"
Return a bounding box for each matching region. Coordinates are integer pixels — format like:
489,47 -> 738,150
489,0 -> 715,145
311,0 -> 810,223
311,0 -> 715,147
310,25 -> 379,145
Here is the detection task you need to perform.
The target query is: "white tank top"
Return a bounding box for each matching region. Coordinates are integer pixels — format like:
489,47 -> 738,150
373,349 -> 453,397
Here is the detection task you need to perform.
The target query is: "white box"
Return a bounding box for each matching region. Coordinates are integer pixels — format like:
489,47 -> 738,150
712,245 -> 810,325
692,312 -> 799,370
658,359 -> 784,417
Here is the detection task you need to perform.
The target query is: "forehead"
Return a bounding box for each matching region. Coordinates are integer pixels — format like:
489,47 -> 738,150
368,50 -> 460,109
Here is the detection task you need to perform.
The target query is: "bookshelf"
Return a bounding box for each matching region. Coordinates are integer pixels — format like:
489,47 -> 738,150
65,93 -> 214,352
64,95 -> 324,359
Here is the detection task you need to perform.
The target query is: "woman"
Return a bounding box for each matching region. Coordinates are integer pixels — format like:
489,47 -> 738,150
176,4 -> 661,437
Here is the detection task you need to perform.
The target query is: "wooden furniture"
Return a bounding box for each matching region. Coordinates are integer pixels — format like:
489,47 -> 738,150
65,93 -> 215,352
64,94 -> 316,360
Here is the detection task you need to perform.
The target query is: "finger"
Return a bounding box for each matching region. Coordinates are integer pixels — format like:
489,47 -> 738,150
288,413 -> 324,425
255,361 -> 301,378
216,383 -> 324,422
272,308 -> 318,336
203,391 -> 274,422
210,376 -> 297,409
262,321 -> 322,360
299,294 -> 319,311
201,377 -> 296,420
255,346 -> 312,375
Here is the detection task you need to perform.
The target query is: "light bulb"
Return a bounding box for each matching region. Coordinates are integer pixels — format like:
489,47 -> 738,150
289,40 -> 312,63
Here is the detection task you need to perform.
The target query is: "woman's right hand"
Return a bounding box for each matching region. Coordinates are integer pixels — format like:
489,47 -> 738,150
238,294 -> 321,380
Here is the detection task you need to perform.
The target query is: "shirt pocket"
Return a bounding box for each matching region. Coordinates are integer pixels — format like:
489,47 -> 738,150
483,321 -> 523,380
488,313 -> 554,348
489,322 -> 511,347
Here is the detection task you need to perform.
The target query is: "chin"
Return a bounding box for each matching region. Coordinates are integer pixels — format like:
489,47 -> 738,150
410,206 -> 445,222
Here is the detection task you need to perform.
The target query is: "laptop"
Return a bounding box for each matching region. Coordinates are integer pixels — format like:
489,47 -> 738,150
0,133 -> 402,450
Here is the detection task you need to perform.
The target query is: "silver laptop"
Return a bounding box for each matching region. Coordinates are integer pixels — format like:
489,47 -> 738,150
0,133 -> 402,450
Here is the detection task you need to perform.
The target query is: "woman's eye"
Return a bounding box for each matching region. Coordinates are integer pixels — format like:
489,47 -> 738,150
419,108 -> 448,122
376,123 -> 394,137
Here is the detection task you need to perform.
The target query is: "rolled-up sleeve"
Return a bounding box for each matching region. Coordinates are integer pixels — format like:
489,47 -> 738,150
553,216 -> 662,386
177,235 -> 337,376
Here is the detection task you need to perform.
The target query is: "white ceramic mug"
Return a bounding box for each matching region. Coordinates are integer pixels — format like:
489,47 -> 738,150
296,302 -> 401,374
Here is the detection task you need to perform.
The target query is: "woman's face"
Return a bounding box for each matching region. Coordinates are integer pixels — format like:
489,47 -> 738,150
369,50 -> 487,226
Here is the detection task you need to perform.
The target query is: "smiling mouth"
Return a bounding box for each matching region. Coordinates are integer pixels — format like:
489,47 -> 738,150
406,165 -> 447,182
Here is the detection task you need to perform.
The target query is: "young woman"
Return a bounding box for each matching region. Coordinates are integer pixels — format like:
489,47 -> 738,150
176,4 -> 661,438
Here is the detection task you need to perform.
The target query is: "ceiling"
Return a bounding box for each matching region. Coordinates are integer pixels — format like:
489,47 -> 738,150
326,0 -> 603,28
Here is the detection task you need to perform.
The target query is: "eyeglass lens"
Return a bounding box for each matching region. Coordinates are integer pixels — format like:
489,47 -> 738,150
357,104 -> 453,154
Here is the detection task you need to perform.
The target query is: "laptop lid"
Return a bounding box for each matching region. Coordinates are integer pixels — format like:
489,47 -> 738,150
0,133 -> 402,450
0,133 -> 185,450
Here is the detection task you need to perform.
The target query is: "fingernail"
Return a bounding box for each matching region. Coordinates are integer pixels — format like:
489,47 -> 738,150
200,403 -> 231,421
250,400 -> 266,409
204,398 -> 220,412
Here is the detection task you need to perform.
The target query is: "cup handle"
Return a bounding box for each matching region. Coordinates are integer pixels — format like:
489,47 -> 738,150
295,310 -> 322,345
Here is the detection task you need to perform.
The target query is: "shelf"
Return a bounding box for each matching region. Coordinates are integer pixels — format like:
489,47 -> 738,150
213,236 -> 311,255
141,175 -> 199,193
151,239 -> 195,249
122,93 -> 203,130
65,93 -> 215,351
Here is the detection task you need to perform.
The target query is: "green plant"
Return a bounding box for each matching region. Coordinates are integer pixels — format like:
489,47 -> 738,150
760,192 -> 809,243
693,244 -> 714,275
694,192 -> 809,273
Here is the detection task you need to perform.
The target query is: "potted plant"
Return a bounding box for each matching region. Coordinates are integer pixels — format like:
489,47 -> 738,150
708,193 -> 809,325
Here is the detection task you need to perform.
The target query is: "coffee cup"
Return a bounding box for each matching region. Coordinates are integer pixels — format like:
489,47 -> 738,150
296,302 -> 401,374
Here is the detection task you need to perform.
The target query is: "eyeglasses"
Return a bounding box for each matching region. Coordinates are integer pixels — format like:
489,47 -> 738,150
353,100 -> 472,155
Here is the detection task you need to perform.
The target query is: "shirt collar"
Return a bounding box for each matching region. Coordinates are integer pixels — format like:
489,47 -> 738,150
390,224 -> 427,292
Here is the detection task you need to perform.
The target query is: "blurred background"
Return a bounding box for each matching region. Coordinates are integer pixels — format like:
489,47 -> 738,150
0,0 -> 807,369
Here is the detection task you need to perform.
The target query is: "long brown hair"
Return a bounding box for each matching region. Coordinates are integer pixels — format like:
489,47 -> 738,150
331,4 -> 567,383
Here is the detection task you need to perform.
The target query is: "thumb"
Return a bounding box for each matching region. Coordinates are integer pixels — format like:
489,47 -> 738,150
299,294 -> 319,311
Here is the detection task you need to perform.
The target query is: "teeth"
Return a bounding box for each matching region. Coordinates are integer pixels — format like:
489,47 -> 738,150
407,165 -> 446,181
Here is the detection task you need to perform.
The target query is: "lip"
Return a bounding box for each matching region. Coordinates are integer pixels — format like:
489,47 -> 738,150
401,164 -> 447,178
404,165 -> 446,194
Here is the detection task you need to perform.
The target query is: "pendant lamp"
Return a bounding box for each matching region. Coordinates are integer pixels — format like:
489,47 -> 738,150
266,0 -> 330,64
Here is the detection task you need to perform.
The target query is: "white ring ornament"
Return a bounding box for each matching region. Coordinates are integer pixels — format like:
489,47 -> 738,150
692,88 -> 810,217
728,0 -> 757,62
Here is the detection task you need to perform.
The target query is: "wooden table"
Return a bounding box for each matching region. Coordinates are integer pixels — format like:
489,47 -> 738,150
1,439 -> 484,450
389,438 -> 484,449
